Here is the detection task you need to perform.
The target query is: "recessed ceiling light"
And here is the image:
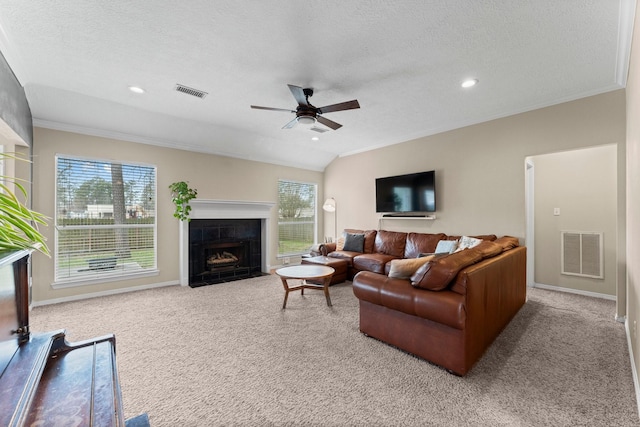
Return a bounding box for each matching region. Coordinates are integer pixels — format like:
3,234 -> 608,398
461,79 -> 478,88
128,86 -> 145,94
311,137 -> 319,141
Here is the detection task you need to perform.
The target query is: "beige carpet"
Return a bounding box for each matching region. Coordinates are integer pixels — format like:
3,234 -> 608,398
30,275 -> 638,426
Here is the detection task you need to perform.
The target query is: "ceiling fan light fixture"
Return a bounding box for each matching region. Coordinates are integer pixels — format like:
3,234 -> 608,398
296,115 -> 316,125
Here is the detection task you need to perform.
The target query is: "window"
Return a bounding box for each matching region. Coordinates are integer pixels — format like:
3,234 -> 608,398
55,155 -> 157,285
277,179 -> 317,257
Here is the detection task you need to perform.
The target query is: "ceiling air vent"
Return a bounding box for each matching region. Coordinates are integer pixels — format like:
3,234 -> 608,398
175,84 -> 208,99
310,126 -> 329,133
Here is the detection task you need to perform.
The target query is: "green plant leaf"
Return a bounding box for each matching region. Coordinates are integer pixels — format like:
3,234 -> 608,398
0,152 -> 50,256
169,181 -> 197,222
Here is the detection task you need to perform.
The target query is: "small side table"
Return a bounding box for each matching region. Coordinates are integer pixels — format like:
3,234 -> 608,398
275,265 -> 335,308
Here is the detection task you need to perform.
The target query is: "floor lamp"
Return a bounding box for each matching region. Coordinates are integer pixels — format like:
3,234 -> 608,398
322,198 -> 337,243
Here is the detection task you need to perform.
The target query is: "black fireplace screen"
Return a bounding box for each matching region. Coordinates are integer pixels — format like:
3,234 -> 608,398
188,219 -> 262,287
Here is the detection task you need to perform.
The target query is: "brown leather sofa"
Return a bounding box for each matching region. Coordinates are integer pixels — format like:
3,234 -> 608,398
320,229 -> 526,375
317,229 -> 499,280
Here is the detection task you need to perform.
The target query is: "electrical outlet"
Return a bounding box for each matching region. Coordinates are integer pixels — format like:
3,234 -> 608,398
284,257 -> 290,265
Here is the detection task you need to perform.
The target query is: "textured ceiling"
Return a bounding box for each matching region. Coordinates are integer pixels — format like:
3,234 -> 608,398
0,1 -> 635,171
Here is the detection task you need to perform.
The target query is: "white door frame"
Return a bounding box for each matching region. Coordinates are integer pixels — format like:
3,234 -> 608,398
525,157 -> 535,287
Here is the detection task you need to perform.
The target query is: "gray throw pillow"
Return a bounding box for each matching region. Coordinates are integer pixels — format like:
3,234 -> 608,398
343,232 -> 365,252
435,239 -> 458,254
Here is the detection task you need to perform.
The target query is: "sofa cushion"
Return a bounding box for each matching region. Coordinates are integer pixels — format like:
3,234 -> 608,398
353,253 -> 398,274
411,248 -> 483,291
474,240 -> 504,259
403,233 -> 447,258
327,251 -> 356,266
388,255 -> 436,279
494,235 -> 520,251
343,232 -> 365,252
374,230 -> 407,258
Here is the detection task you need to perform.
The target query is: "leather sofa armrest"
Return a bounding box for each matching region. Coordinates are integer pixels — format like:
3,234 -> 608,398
323,242 -> 337,254
309,243 -> 324,257
309,242 -> 337,256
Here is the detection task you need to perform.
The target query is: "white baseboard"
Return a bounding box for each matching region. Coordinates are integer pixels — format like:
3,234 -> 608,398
532,282 -> 616,301
31,280 -> 180,307
625,319 -> 640,421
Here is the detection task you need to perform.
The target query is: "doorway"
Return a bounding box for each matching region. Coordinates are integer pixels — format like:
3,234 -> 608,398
524,145 -> 618,299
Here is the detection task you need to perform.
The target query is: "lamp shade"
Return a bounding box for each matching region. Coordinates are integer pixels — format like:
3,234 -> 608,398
322,198 -> 336,212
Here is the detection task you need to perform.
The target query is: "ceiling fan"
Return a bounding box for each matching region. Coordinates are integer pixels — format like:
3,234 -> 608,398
251,84 -> 360,131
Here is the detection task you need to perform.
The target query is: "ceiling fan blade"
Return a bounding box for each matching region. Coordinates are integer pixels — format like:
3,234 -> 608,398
282,117 -> 298,129
316,115 -> 342,130
288,84 -> 309,106
251,105 -> 295,112
317,99 -> 360,114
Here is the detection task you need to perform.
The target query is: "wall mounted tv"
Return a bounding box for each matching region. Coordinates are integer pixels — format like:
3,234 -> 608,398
375,170 -> 436,214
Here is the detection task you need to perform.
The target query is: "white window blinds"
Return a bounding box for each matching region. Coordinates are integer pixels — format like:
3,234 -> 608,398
277,179 -> 317,256
55,155 -> 157,284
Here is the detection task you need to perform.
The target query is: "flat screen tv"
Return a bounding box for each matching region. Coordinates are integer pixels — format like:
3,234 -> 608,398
375,170 -> 436,213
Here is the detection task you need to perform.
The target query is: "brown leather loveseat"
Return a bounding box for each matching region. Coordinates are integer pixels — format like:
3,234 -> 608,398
320,229 -> 526,375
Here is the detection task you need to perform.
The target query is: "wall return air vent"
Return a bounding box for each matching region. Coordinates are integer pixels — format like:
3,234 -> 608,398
561,231 -> 603,279
175,84 -> 208,99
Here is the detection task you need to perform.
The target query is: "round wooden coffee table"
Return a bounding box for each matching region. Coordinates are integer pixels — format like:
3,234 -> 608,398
275,265 -> 335,308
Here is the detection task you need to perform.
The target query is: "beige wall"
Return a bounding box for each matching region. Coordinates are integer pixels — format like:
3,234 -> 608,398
531,145 -> 617,296
626,0 -> 640,402
30,127 -> 323,303
325,90 -> 625,239
325,90 -> 626,317
28,91 -> 628,309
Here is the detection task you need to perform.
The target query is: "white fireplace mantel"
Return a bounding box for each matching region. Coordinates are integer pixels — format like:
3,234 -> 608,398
179,199 -> 275,286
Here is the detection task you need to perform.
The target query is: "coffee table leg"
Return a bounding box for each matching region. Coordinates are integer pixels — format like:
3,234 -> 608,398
280,278 -> 290,309
323,276 -> 332,307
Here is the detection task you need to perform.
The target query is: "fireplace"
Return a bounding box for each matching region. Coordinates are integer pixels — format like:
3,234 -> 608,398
189,219 -> 261,287
179,200 -> 275,286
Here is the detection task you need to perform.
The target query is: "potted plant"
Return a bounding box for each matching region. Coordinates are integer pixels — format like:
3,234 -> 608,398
0,153 -> 49,255
169,181 -> 197,221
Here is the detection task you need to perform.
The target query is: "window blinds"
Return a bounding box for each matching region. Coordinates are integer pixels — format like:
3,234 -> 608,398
277,179 -> 317,256
55,156 -> 157,283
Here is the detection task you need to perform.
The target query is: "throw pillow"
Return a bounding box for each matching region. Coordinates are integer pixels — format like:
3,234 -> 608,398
454,236 -> 482,252
336,236 -> 345,251
435,239 -> 458,254
388,255 -> 435,279
343,232 -> 365,252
